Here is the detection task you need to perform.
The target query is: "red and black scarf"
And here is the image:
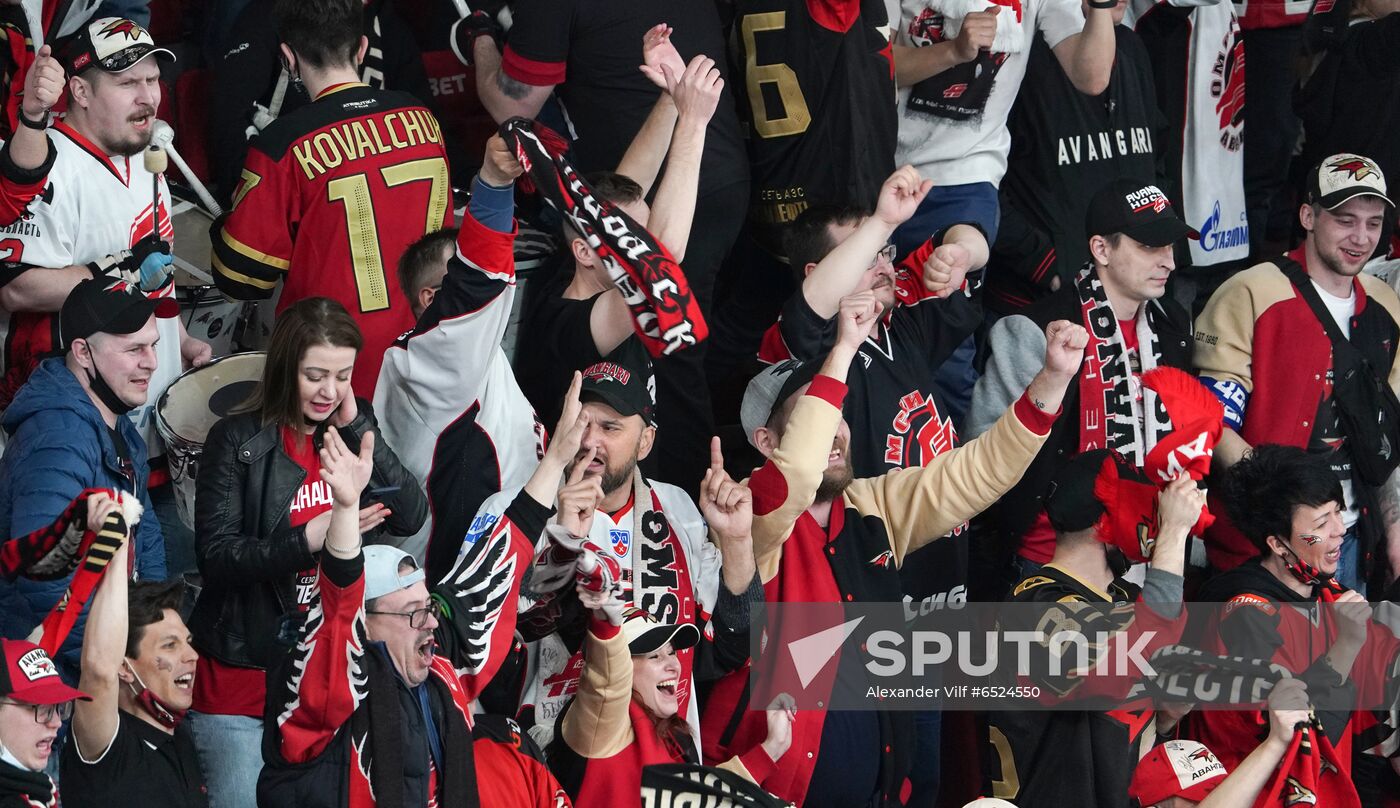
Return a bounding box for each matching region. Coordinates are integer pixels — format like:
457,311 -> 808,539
1075,266 -> 1170,462
0,489 -> 131,654
500,118 -> 708,357
1253,723 -> 1360,808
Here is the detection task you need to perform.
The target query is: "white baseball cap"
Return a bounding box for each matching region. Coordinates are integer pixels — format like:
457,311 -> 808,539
363,545 -> 425,601
1308,153 -> 1393,210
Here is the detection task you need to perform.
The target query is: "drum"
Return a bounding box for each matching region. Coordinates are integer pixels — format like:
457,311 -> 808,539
171,198 -> 253,356
154,352 -> 267,530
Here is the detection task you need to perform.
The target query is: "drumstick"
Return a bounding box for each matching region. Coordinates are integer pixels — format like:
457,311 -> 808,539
144,145 -> 168,244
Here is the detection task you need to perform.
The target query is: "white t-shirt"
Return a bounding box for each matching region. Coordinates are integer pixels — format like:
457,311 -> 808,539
1313,280 -> 1355,338
885,0 -> 1087,187
2,122 -> 179,461
1312,279 -> 1360,527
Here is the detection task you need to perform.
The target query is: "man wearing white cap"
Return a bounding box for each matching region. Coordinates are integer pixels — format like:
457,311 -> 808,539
1196,152 -> 1400,592
0,16 -> 210,575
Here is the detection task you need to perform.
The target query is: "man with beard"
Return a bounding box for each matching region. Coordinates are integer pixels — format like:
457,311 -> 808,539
968,179 -> 1197,592
519,340 -> 760,749
701,292 -> 1086,808
1195,153 -> 1400,592
756,165 -> 983,805
0,16 -> 210,576
0,280 -> 173,679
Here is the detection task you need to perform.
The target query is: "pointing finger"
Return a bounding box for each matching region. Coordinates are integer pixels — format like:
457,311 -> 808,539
568,446 -> 596,485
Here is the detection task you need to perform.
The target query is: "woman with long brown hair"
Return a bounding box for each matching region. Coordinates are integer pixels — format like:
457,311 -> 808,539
184,297 -> 425,808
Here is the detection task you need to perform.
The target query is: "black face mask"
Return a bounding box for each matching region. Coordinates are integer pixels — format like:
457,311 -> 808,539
84,350 -> 135,416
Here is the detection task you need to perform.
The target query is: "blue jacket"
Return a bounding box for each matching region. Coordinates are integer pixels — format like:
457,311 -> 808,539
0,358 -> 165,676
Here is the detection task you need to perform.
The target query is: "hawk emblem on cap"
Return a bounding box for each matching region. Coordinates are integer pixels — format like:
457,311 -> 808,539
98,18 -> 146,41
17,648 -> 57,681
1187,747 -> 1216,764
1327,157 -> 1376,182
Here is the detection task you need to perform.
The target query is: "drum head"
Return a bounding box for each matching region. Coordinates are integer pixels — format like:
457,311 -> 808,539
156,352 -> 266,445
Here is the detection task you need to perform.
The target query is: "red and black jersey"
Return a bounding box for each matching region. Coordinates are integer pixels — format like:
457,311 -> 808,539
1186,559 -> 1398,784
212,82 -> 451,394
758,237 -> 981,607
260,491 -> 569,808
733,0 -> 897,250
758,238 -> 978,479
984,566 -> 1175,808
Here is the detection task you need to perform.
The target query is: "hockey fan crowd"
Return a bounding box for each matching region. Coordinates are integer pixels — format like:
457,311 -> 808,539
0,0 -> 1398,807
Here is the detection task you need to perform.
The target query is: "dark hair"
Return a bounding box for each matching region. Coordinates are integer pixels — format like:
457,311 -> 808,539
252,298 -> 363,431
782,205 -> 870,281
631,691 -> 693,758
275,0 -> 361,70
398,228 -> 457,304
562,172 -> 645,244
126,580 -> 185,659
1218,444 -> 1345,551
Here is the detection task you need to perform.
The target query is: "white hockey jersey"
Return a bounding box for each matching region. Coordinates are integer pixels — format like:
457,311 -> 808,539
374,209 -> 546,580
515,476 -> 721,750
1127,0 -> 1249,266
0,120 -> 177,462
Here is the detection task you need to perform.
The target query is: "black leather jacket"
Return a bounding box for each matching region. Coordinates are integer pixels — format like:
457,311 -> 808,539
188,399 -> 427,669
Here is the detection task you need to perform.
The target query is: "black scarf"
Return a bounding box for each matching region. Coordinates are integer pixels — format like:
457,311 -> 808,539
362,649 -> 478,808
0,755 -> 54,808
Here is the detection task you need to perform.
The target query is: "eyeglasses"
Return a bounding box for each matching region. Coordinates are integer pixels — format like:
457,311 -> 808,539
869,243 -> 896,270
366,602 -> 441,630
0,699 -> 73,724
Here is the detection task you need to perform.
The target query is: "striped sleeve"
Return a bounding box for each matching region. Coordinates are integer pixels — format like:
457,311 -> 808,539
271,551 -> 368,765
211,144 -> 293,300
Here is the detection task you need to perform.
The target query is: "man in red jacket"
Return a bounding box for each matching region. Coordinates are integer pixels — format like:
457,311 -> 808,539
702,282 -> 1085,807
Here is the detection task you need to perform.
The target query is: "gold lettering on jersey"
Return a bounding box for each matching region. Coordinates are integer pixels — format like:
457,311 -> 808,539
366,119 -> 390,153
400,110 -> 425,144
385,113 -> 409,149
312,132 -> 343,171
421,111 -> 442,144
293,140 -> 325,180
328,124 -> 358,161
292,111 -> 448,180
349,121 -> 378,160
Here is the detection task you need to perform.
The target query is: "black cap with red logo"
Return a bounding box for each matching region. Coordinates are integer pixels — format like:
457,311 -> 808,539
1084,179 -> 1199,247
579,340 -> 656,426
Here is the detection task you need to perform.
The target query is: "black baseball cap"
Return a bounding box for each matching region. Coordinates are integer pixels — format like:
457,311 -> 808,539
1085,179 -> 1199,247
62,17 -> 175,76
60,277 -> 178,351
621,607 -> 700,655
1043,449 -> 1117,534
1307,153 -> 1393,210
580,340 -> 656,426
